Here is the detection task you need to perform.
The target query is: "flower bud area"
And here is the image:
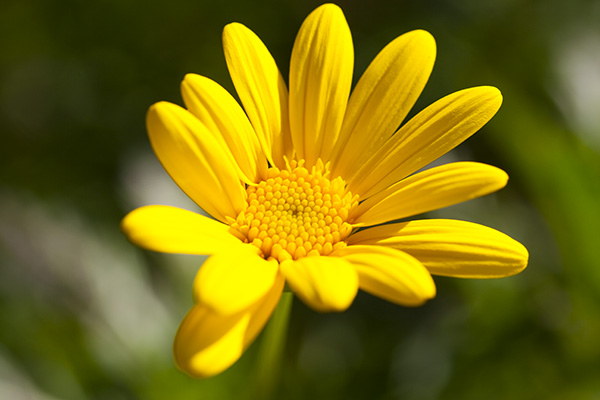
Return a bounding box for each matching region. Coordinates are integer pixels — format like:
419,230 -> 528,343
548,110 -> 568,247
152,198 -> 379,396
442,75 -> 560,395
230,160 -> 358,263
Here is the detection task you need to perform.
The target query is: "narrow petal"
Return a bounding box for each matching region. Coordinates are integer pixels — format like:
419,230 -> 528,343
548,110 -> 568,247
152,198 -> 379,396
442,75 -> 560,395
223,22 -> 292,168
181,73 -> 267,182
335,245 -> 436,306
280,256 -> 358,312
193,246 -> 279,315
147,102 -> 246,222
289,3 -> 354,167
348,86 -> 503,198
332,30 -> 436,179
174,273 -> 285,378
121,205 -> 241,255
351,162 -> 508,227
348,219 -> 528,278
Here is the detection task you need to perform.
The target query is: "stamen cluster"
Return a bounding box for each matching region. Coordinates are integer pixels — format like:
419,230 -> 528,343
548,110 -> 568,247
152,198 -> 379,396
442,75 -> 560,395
230,160 -> 358,263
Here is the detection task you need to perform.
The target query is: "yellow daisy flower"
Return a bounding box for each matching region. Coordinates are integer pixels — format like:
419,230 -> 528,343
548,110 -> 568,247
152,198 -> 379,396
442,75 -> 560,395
121,3 -> 528,378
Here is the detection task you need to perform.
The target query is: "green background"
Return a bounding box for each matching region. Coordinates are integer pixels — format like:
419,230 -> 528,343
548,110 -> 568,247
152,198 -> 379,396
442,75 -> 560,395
1,0 -> 600,398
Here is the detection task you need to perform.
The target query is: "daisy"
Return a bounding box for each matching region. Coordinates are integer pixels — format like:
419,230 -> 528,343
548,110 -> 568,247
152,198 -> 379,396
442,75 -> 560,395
122,3 -> 528,378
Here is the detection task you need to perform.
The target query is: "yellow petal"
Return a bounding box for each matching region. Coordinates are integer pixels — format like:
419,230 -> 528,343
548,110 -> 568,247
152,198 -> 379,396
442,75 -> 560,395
351,162 -> 508,227
223,22 -> 292,168
193,246 -> 279,315
121,205 -> 241,255
348,86 -> 503,198
332,30 -> 436,179
147,102 -> 246,222
289,3 -> 353,167
348,219 -> 528,278
181,73 -> 267,182
280,256 -> 358,312
335,245 -> 436,306
174,273 -> 284,378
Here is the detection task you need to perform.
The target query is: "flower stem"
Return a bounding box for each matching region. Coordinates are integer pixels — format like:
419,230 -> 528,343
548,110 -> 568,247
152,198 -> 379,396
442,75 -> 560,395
251,292 -> 293,399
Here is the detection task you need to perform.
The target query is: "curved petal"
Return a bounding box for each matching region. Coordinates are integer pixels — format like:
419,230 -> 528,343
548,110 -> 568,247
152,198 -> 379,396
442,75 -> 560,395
181,73 -> 267,182
350,162 -> 508,227
174,273 -> 285,378
348,219 -> 528,278
289,3 -> 354,167
147,102 -> 246,222
335,245 -> 436,306
121,205 -> 241,255
193,246 -> 280,315
280,256 -> 358,312
332,30 -> 436,179
223,22 -> 292,168
348,86 -> 503,197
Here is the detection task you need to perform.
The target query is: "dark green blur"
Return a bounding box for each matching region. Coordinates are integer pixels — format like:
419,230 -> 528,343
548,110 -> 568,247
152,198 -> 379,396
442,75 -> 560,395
1,0 -> 599,398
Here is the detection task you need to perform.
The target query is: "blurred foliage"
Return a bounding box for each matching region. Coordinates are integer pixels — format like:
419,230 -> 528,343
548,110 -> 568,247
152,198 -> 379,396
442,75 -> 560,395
1,0 -> 600,399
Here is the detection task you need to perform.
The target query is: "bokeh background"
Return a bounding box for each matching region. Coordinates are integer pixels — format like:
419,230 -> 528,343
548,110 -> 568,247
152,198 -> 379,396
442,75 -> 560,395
2,0 -> 600,399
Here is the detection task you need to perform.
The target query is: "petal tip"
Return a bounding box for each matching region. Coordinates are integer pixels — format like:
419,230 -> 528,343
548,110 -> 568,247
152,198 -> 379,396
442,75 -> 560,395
482,85 -> 503,108
222,21 -> 249,42
486,164 -> 509,188
316,3 -> 344,14
146,102 -> 161,117
223,21 -> 243,32
409,29 -> 436,49
181,72 -> 200,85
173,353 -> 213,379
513,240 -> 530,273
307,3 -> 347,27
173,339 -> 231,379
147,101 -> 179,120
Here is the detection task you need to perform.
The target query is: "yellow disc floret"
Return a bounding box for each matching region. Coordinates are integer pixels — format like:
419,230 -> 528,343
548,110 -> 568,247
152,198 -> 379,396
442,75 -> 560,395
230,159 -> 358,263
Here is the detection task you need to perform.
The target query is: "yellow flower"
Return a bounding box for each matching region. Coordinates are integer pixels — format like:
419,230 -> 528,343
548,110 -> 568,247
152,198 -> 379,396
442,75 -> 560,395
121,3 -> 528,378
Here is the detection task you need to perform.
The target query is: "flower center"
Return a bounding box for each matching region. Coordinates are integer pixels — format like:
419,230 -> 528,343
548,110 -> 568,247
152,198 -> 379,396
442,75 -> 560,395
230,160 -> 358,263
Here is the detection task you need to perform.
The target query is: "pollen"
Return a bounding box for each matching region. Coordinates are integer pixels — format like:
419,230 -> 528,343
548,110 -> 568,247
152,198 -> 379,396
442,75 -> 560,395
230,159 -> 359,263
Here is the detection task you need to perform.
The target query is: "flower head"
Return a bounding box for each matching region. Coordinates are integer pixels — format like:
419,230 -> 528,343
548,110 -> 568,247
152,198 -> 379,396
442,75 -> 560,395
122,4 -> 528,378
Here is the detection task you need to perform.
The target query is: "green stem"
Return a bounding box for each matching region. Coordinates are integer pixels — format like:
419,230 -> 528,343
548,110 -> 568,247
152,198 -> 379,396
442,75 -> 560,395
251,292 -> 293,399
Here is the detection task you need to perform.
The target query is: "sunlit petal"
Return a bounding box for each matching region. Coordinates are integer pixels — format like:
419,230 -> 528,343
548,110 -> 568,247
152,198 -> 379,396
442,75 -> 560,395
173,273 -> 284,378
336,245 -> 436,306
351,162 -> 508,227
147,102 -> 246,222
280,256 -> 358,312
181,73 -> 267,182
193,247 -> 279,315
223,22 -> 292,167
348,219 -> 528,278
332,30 -> 436,179
349,86 -> 503,197
289,3 -> 353,166
121,205 -> 241,254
